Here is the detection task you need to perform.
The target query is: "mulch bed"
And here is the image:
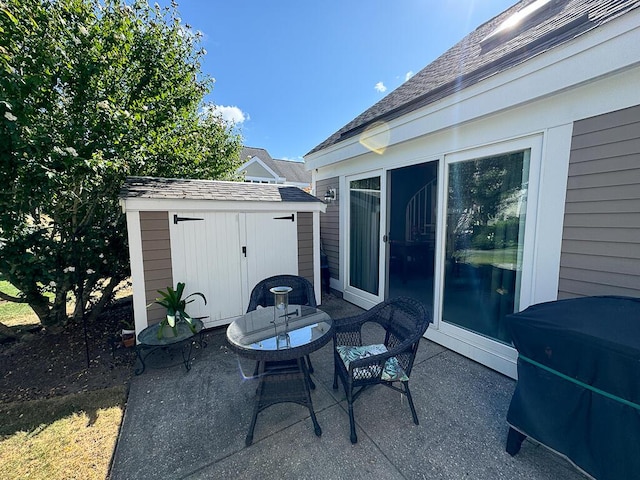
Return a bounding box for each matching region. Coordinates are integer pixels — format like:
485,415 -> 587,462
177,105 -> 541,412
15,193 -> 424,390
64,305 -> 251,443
0,297 -> 135,404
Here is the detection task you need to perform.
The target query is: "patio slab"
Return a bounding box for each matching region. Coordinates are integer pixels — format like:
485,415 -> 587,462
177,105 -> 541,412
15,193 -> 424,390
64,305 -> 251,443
109,295 -> 587,480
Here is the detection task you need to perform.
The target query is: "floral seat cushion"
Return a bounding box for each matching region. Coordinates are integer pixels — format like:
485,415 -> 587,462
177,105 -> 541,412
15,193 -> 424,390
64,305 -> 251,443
336,344 -> 409,382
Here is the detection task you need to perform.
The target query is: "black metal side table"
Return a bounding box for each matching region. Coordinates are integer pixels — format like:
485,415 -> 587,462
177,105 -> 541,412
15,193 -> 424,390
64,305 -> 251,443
135,317 -> 206,375
226,305 -> 333,446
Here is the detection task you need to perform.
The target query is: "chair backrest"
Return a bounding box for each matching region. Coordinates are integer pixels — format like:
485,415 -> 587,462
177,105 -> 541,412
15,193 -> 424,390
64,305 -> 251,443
370,297 -> 431,375
247,275 -> 317,313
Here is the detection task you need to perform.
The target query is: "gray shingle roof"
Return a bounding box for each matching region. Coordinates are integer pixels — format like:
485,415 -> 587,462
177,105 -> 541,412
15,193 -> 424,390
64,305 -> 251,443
241,146 -> 311,184
120,176 -> 322,203
308,0 -> 640,155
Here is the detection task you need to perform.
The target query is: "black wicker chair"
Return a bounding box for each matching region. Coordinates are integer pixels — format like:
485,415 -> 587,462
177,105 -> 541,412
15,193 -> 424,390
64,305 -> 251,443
247,274 -> 318,375
247,274 -> 317,313
332,296 -> 430,443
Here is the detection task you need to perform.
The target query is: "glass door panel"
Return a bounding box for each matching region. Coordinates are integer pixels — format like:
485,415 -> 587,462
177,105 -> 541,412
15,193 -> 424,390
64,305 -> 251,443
442,151 -> 529,345
348,176 -> 381,296
387,162 -> 438,308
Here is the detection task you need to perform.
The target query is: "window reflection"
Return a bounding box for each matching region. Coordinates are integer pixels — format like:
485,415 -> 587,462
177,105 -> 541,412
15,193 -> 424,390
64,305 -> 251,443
443,151 -> 529,344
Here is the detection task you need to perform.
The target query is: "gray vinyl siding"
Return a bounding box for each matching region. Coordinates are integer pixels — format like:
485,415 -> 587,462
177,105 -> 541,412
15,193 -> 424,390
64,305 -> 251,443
558,104 -> 640,299
317,177 -> 340,281
297,211 -> 314,285
140,211 -> 173,324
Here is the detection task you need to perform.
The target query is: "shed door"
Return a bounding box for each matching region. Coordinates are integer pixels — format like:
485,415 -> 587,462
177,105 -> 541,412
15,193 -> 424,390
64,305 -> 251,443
170,211 -> 298,328
243,212 -> 298,298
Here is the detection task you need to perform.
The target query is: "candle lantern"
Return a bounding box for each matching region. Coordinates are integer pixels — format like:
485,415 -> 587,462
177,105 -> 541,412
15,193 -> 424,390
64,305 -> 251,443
270,286 -> 292,348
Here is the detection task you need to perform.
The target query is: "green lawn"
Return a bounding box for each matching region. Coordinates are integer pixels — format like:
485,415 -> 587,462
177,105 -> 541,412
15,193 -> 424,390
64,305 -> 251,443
0,280 -> 40,327
454,246 -> 520,268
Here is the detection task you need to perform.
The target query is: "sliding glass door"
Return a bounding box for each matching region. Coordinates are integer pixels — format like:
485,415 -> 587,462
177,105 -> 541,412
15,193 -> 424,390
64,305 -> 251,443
442,150 -> 530,345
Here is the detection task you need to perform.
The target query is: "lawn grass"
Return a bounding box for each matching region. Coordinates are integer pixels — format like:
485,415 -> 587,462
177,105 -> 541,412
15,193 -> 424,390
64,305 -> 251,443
455,246 -> 520,267
0,386 -> 127,480
0,280 -> 40,327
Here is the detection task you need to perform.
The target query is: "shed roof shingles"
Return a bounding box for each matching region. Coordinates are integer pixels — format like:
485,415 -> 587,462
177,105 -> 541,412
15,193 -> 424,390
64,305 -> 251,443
120,177 -> 322,203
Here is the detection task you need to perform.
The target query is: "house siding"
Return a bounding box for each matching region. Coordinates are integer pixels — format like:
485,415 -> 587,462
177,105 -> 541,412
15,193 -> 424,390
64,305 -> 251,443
140,211 -> 173,324
317,177 -> 340,282
297,212 -> 314,285
558,104 -> 640,299
244,162 -> 274,180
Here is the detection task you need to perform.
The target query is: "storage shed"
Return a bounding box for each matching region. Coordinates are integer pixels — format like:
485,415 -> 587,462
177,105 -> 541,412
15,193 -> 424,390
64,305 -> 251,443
119,176 -> 326,334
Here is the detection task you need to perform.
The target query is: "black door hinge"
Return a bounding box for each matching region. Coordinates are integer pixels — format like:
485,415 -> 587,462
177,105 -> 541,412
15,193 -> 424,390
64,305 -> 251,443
273,214 -> 295,222
174,215 -> 204,224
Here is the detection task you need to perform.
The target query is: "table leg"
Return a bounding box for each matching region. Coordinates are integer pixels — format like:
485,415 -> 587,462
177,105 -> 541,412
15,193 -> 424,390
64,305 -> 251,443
245,374 -> 265,447
299,358 -> 321,437
182,340 -> 194,371
134,345 -> 146,375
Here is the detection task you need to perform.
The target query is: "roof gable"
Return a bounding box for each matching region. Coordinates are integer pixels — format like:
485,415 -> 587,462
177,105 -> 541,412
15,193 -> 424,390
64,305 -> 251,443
239,146 -> 311,184
308,0 -> 640,155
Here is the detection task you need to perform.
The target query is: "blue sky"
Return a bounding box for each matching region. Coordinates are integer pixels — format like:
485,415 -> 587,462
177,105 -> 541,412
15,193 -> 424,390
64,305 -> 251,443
166,1 -> 517,161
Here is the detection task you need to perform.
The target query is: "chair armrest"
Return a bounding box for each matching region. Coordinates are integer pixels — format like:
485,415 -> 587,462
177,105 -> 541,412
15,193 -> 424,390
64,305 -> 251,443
348,337 -> 414,367
346,336 -> 421,382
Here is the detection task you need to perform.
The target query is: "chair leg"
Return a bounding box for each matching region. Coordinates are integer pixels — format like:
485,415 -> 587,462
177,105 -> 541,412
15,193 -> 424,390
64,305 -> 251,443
347,385 -> 358,444
332,360 -> 338,390
403,381 -> 419,425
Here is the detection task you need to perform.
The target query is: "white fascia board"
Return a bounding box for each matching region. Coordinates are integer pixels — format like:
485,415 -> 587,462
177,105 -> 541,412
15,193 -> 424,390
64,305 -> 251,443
122,197 -> 326,213
305,10 -> 640,170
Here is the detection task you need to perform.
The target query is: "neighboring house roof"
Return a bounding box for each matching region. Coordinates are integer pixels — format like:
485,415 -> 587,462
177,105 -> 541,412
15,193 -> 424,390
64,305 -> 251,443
308,0 -> 640,155
120,176 -> 322,203
239,146 -> 311,185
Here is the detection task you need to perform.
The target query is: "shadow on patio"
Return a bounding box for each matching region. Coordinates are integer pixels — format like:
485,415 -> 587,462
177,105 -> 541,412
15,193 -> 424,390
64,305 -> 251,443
109,295 -> 586,480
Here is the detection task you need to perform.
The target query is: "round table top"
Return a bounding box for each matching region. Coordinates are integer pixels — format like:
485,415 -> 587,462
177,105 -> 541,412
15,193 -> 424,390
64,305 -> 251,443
226,305 -> 333,362
138,317 -> 204,346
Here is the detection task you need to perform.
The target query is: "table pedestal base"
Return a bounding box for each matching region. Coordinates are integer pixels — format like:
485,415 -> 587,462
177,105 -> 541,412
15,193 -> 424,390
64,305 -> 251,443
245,358 -> 321,446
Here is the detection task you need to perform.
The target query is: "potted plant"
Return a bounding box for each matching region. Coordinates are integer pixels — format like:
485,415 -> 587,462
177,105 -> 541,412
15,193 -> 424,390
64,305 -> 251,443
121,319 -> 136,348
154,282 -> 207,339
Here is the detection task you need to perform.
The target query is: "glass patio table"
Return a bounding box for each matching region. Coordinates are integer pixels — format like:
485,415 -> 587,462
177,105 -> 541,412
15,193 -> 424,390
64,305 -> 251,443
226,305 -> 333,446
135,317 -> 206,375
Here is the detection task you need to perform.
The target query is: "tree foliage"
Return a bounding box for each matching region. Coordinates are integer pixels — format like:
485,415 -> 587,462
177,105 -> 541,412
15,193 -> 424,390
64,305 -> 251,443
0,0 -> 242,328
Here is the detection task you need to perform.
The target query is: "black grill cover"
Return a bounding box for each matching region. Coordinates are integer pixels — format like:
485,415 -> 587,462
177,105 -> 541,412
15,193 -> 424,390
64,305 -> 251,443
506,296 -> 640,480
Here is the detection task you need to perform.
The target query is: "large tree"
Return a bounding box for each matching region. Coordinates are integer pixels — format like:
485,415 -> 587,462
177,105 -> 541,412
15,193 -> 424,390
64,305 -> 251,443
0,0 -> 242,329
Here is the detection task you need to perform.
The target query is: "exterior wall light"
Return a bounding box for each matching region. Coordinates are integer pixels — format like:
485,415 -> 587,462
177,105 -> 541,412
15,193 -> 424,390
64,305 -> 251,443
324,187 -> 337,203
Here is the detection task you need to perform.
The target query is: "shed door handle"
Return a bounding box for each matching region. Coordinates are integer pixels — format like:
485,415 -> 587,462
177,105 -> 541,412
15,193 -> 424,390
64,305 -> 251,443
242,246 -> 247,257
273,214 -> 295,222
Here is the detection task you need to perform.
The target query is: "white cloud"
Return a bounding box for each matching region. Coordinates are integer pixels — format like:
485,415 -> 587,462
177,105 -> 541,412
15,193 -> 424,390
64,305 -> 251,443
405,71 -> 414,81
208,105 -> 247,124
374,82 -> 387,93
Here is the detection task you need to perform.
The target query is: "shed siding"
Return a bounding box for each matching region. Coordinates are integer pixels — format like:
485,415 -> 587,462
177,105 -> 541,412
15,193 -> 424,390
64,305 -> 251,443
558,104 -> 640,299
317,177 -> 340,282
140,211 -> 173,323
297,212 -> 314,284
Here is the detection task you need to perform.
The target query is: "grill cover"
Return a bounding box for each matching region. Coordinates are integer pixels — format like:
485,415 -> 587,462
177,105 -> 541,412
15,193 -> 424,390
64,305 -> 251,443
506,296 -> 640,480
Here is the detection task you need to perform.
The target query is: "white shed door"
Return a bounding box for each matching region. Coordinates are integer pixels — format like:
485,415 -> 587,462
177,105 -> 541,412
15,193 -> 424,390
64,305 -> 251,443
243,212 -> 298,295
170,211 -> 298,328
170,211 -> 244,327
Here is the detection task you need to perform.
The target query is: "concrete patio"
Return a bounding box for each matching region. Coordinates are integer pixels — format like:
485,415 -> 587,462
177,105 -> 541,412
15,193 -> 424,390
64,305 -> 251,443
109,295 -> 587,480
